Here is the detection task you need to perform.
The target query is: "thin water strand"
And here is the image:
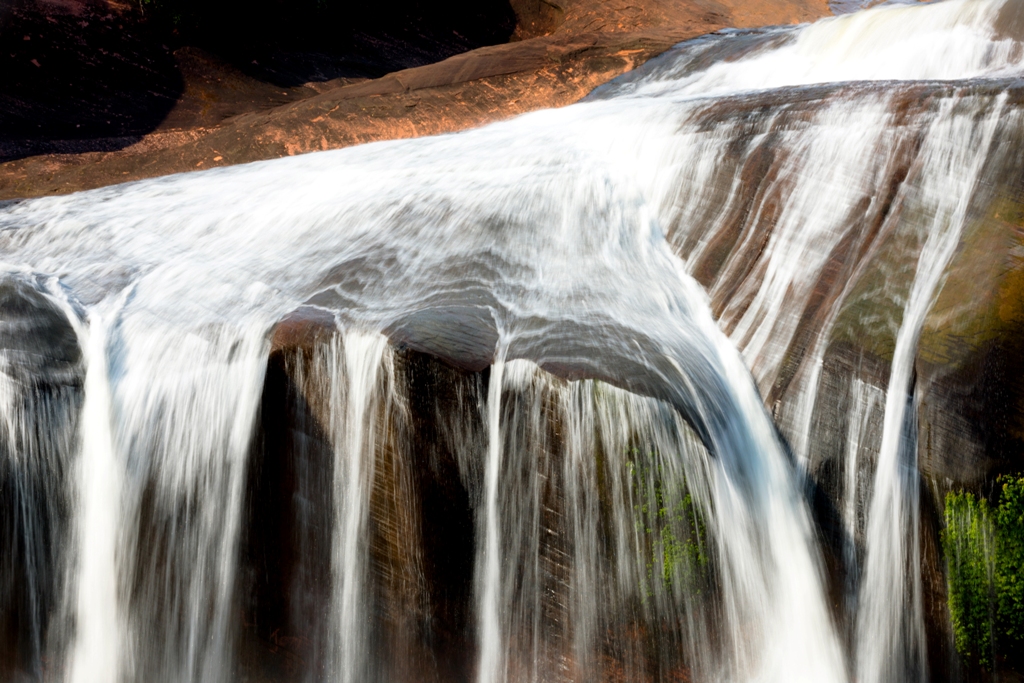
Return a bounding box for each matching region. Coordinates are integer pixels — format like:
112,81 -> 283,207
331,331 -> 390,683
478,354 -> 507,683
67,310 -> 121,683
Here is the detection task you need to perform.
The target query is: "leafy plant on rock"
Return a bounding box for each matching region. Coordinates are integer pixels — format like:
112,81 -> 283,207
627,451 -> 709,598
942,475 -> 1024,672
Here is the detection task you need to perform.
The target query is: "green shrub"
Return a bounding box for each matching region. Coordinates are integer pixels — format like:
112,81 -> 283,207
995,477 -> 1024,649
942,491 -> 996,666
942,475 -> 1024,670
627,452 -> 709,597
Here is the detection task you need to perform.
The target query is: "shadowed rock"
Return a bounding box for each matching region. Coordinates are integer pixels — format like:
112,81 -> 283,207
0,273 -> 83,681
0,0 -> 829,199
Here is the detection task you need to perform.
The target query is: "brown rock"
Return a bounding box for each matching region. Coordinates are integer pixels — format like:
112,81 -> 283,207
0,0 -> 831,200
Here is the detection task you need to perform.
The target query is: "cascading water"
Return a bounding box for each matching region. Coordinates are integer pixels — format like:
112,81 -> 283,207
68,308 -> 121,683
329,333 -> 390,683
477,353 -> 505,683
853,94 -> 1006,683
2,0 -> 1024,681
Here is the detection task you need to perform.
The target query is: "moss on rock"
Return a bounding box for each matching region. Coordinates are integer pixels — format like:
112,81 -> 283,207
942,476 -> 1024,673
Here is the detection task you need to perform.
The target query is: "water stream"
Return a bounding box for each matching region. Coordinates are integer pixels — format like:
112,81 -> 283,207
1,0 -> 1023,681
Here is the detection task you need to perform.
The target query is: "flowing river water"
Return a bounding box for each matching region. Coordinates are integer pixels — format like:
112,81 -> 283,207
1,0 -> 1023,681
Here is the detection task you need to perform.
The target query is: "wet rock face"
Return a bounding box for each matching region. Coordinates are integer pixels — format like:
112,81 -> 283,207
241,314 -> 709,682
240,324 -> 338,680
917,140 -> 1024,493
801,94 -> 1024,682
907,129 -> 1024,682
0,274 -> 83,682
0,275 -> 82,383
636,77 -> 1024,680
241,318 -> 485,683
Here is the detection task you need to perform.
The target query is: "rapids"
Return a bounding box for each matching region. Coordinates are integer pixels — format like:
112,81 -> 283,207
1,0 -> 1023,681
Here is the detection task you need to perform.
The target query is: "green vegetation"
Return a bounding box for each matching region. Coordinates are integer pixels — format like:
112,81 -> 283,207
943,491 -> 996,665
627,452 -> 710,598
942,475 -> 1024,671
994,478 -> 1024,649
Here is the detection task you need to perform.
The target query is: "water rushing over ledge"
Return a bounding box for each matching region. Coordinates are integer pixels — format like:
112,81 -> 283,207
2,0 -> 1024,681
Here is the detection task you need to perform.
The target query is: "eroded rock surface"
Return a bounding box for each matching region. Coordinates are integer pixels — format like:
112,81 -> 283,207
0,0 -> 829,200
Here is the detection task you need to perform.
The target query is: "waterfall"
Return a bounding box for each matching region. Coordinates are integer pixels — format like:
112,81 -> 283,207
2,0 -> 1024,681
477,354 -> 506,683
853,94 -> 1006,683
329,332 -> 390,683
67,309 -> 121,683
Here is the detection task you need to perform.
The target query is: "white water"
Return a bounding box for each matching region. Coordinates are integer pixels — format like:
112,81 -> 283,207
331,332 -> 390,683
599,0 -> 1024,102
854,94 -> 1006,683
840,378 -> 883,618
0,0 -> 1022,681
478,354 -> 506,683
117,320 -> 267,682
612,5 -> 1018,680
466,356 -> 834,682
67,309 -> 122,683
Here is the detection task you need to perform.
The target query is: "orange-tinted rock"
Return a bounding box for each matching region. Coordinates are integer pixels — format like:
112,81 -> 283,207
0,0 -> 831,200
